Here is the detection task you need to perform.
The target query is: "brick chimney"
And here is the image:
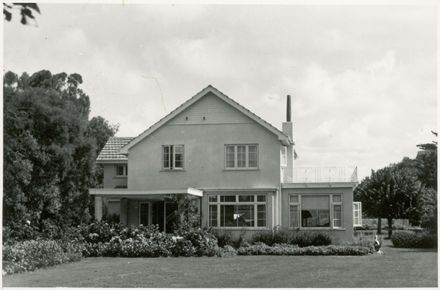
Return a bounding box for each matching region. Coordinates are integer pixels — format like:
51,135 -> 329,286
282,95 -> 294,182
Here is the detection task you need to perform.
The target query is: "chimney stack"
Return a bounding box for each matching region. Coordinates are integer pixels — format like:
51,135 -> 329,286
282,94 -> 294,183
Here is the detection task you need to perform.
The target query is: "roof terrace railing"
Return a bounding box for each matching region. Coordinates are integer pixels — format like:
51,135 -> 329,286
292,166 -> 358,183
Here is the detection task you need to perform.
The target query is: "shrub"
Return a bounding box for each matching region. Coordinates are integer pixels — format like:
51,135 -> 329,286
216,245 -> 237,257
211,230 -> 233,247
252,230 -> 289,246
391,231 -> 437,248
3,239 -> 83,274
291,231 -> 332,247
251,230 -> 331,247
79,224 -> 219,258
179,228 -> 218,256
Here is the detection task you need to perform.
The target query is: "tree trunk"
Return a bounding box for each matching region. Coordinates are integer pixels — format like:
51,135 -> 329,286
387,217 -> 393,239
377,217 -> 382,234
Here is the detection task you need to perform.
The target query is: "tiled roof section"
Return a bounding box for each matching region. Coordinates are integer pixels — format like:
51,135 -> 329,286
121,85 -> 291,151
96,137 -> 134,162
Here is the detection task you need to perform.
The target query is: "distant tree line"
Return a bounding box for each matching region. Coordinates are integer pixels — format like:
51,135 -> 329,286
355,131 -> 437,237
3,70 -> 118,239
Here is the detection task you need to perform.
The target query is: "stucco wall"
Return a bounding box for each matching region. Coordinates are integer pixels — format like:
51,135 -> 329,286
127,94 -> 281,190
102,164 -> 127,188
280,186 -> 354,243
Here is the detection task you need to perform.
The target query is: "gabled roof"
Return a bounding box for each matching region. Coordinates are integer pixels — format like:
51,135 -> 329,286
120,85 -> 293,154
97,137 -> 134,163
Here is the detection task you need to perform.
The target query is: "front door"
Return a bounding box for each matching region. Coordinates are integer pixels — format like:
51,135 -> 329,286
139,202 -> 150,226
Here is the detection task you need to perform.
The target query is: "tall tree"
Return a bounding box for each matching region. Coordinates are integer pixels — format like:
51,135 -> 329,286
415,131 -> 437,190
87,116 -> 119,155
354,166 -> 420,238
3,70 -> 101,238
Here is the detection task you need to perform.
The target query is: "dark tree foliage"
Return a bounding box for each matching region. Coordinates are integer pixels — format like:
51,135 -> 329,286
4,3 -> 40,25
87,116 -> 119,156
354,166 -> 420,238
356,131 -> 438,235
415,131 -> 437,190
3,70 -> 115,239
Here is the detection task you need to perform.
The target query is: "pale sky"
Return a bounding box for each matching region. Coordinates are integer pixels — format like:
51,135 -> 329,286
3,3 -> 437,180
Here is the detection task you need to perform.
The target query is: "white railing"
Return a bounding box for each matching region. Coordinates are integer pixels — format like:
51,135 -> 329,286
293,166 -> 358,183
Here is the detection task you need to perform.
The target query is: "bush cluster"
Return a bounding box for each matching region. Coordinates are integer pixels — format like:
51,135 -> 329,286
237,243 -> 373,256
216,245 -> 238,257
210,230 -> 246,248
3,240 -> 83,274
80,222 -> 219,257
391,231 -> 437,248
251,230 -> 331,247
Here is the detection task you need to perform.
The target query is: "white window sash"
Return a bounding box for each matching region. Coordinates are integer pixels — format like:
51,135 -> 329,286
225,144 -> 258,169
163,145 -> 184,170
208,194 -> 267,228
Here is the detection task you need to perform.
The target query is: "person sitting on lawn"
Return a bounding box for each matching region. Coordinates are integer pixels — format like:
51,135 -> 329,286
374,235 -> 383,254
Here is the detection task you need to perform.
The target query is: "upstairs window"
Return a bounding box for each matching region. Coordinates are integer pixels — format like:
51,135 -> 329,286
225,144 -> 258,169
115,164 -> 127,177
163,145 -> 184,170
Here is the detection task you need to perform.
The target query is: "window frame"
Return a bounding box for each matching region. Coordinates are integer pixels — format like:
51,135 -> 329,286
208,194 -> 267,229
162,144 -> 185,171
224,144 -> 259,170
115,164 -> 128,177
353,202 -> 362,227
288,193 -> 344,230
332,195 -> 343,228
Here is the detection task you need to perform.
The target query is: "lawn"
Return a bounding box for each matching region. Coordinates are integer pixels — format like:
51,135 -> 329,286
3,241 -> 437,288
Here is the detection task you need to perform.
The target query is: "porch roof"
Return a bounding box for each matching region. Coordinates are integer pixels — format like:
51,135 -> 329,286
90,187 -> 203,197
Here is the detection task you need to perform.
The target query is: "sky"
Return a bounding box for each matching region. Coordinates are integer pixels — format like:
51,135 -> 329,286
3,3 -> 437,180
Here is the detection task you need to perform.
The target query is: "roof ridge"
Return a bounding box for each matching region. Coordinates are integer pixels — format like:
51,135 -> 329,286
120,85 -> 292,153
121,85 -> 213,150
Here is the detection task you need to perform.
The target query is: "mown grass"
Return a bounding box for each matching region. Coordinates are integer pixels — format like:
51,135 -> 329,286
3,240 -> 437,288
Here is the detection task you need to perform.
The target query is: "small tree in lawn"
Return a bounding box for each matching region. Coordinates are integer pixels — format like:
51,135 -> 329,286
355,166 -> 420,238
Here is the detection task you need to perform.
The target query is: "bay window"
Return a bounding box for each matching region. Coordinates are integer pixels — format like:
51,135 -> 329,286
289,194 -> 344,229
208,194 -> 267,228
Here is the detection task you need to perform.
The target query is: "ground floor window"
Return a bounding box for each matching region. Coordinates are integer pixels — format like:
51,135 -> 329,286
208,194 -> 267,228
289,194 -> 343,229
353,201 -> 362,227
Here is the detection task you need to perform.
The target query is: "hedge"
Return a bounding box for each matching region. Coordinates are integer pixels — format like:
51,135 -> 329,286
237,243 -> 373,256
391,231 -> 437,248
251,230 -> 332,247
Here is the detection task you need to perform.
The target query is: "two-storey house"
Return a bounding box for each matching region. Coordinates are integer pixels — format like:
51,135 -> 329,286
91,85 -> 360,243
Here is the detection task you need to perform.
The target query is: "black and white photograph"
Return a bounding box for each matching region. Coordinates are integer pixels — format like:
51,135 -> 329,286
2,0 -> 437,288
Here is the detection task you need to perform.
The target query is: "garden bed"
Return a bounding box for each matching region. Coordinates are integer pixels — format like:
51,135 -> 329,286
3,223 -> 374,275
